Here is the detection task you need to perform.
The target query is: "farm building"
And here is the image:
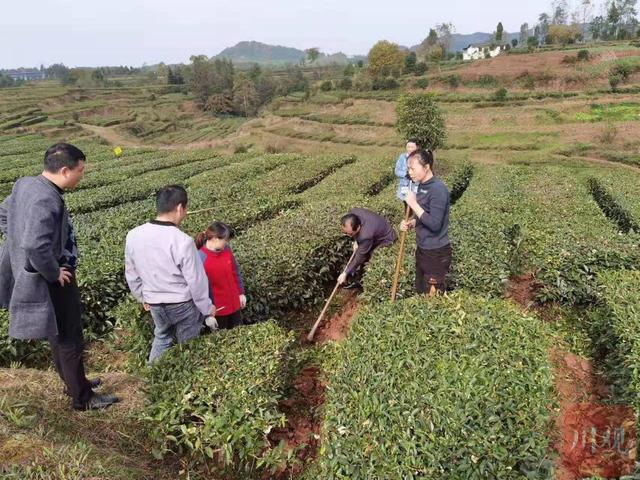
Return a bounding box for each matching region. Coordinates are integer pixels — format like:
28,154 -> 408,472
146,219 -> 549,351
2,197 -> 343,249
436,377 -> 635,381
462,42 -> 508,61
6,69 -> 48,81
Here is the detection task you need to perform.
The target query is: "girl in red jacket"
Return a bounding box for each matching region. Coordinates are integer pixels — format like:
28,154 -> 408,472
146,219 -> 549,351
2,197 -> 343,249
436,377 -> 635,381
195,222 -> 246,329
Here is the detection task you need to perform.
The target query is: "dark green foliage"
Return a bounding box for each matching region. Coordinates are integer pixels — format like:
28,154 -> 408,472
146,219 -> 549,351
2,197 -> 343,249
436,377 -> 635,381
493,87 -> 508,102
449,164 -> 474,204
413,62 -> 428,75
577,49 -> 590,61
395,94 -> 447,150
314,293 -> 556,479
372,77 -> 399,90
414,78 -> 429,89
587,177 -> 639,233
141,321 -> 293,475
338,77 -> 353,90
590,271 -> 640,408
0,310 -> 50,368
320,80 -> 333,92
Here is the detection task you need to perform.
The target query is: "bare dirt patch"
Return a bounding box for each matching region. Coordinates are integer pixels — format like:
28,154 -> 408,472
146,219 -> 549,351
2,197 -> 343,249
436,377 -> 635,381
268,366 -> 326,479
505,272 -> 540,310
312,291 -> 360,343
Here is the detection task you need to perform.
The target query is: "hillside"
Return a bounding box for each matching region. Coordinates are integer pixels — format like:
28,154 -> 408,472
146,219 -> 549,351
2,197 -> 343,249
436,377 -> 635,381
213,32 -> 525,67
214,40 -> 306,64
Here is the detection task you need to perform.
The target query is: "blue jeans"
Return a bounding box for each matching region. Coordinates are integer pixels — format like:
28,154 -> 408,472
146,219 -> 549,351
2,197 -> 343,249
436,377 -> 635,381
148,300 -> 203,363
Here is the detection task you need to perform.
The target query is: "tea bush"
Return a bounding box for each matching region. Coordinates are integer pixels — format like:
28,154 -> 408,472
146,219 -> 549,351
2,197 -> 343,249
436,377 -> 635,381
314,292 -> 556,479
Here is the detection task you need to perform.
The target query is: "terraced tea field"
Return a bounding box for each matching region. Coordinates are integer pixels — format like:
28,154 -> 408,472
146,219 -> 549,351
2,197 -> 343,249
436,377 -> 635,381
2,45 -> 640,479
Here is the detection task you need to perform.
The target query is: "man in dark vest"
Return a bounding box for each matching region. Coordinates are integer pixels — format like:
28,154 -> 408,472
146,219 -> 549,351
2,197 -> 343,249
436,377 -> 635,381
338,207 -> 397,289
0,143 -> 118,410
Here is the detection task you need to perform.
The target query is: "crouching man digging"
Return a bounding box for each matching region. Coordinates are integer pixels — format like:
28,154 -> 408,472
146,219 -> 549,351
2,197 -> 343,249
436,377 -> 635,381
338,208 -> 397,290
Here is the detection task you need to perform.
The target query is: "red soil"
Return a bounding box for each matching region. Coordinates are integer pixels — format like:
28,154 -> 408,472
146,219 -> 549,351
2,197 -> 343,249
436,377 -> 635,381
312,291 -> 360,343
267,366 -> 326,479
549,349 -> 634,480
505,272 -> 540,309
269,291 -> 360,477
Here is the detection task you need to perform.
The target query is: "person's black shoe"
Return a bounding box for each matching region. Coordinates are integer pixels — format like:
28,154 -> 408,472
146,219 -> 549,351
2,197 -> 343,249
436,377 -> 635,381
342,281 -> 363,290
64,378 -> 102,396
75,393 -> 120,411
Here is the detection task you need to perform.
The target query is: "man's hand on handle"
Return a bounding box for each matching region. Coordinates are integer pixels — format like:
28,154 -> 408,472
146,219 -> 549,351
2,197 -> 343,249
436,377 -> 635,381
337,272 -> 348,285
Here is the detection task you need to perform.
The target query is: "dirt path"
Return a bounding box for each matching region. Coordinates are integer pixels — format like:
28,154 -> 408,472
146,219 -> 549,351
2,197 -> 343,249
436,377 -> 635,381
554,152 -> 640,172
268,366 -> 326,479
77,116 -> 287,151
78,123 -> 144,148
550,348 -> 613,480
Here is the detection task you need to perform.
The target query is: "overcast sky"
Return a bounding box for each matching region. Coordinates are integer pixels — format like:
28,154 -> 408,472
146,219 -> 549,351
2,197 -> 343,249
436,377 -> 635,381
2,0 -> 561,68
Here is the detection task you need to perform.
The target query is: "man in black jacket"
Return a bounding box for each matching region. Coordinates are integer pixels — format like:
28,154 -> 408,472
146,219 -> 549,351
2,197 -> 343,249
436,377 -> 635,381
338,207 -> 397,289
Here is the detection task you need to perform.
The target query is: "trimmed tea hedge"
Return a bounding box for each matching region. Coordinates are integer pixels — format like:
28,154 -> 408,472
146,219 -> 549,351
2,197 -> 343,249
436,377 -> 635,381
589,167 -> 640,231
520,165 -> 639,305
363,162 -> 639,308
141,321 -> 293,475
313,292 -> 556,479
588,270 -> 640,408
233,154 -> 401,321
66,156 -> 223,214
587,177 -> 639,233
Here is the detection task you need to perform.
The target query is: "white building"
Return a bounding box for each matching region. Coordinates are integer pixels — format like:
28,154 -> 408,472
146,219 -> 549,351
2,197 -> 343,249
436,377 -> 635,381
6,70 -> 48,81
462,43 -> 508,61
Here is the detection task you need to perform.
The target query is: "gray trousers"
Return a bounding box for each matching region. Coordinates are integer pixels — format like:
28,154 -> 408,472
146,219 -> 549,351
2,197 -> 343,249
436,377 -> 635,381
148,300 -> 203,363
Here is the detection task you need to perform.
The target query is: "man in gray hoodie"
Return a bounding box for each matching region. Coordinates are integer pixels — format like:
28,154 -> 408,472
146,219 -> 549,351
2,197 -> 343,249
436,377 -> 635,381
125,185 -> 216,363
0,143 -> 118,411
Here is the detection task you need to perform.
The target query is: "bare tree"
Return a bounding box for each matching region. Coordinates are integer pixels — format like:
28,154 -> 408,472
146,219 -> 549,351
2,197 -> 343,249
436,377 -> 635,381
520,23 -> 530,45
436,22 -> 455,55
538,12 -> 551,42
552,0 -> 569,24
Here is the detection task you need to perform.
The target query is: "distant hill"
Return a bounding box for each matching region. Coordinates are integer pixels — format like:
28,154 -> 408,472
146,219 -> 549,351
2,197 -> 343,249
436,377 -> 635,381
214,41 -> 306,65
212,41 -> 364,66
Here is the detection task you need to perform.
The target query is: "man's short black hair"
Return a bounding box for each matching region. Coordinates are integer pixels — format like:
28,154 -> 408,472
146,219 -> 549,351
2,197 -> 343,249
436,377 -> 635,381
408,149 -> 434,169
156,185 -> 188,213
43,143 -> 86,173
341,213 -> 361,231
406,138 -> 421,147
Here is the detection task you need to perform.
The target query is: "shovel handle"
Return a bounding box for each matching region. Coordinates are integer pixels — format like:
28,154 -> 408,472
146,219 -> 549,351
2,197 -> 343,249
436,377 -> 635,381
391,204 -> 412,302
307,249 -> 357,342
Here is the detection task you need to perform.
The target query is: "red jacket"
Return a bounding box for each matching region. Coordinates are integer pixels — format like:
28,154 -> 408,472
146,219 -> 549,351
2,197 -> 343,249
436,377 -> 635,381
198,246 -> 245,316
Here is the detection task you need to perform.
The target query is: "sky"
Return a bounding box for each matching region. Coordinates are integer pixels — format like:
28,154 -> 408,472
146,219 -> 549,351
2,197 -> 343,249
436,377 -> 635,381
2,0 -> 560,69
